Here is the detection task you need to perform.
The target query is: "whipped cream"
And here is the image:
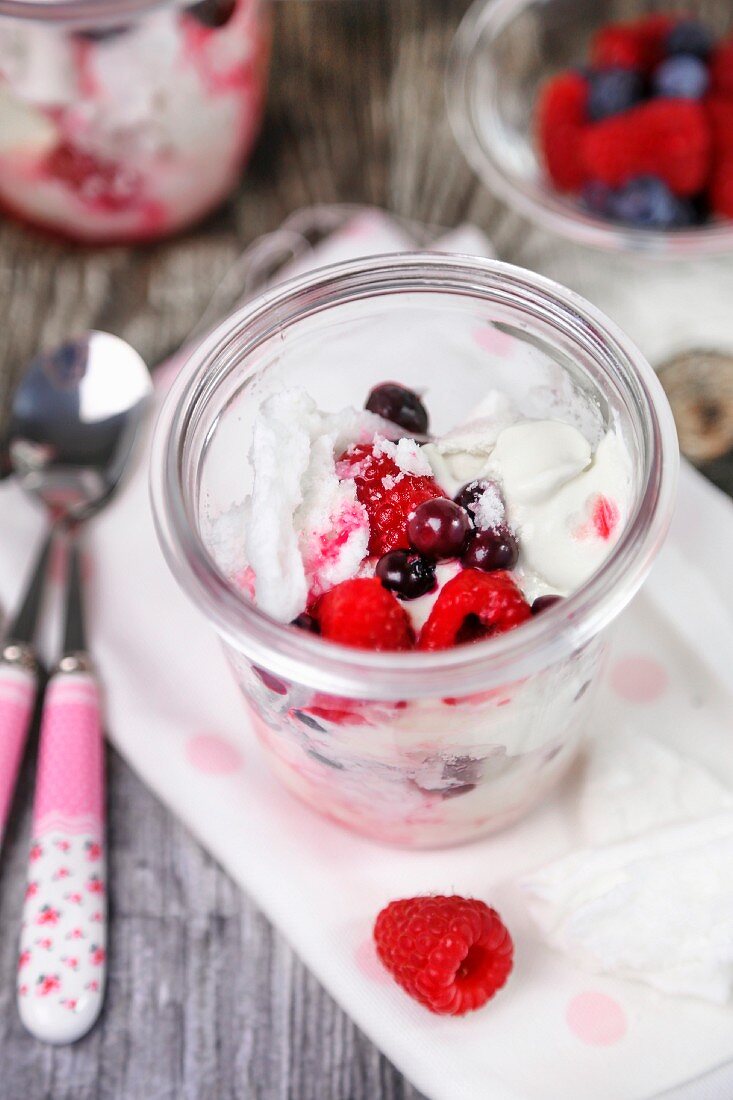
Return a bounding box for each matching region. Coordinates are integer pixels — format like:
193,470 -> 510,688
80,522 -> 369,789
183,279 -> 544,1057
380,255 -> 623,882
425,394 -> 632,599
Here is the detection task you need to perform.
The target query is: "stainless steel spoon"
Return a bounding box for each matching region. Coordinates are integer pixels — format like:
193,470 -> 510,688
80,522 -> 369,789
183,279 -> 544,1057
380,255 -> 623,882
3,331 -> 151,1044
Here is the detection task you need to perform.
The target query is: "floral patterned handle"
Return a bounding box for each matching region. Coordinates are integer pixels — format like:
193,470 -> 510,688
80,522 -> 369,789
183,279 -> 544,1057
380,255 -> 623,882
0,661 -> 36,847
18,669 -> 106,1044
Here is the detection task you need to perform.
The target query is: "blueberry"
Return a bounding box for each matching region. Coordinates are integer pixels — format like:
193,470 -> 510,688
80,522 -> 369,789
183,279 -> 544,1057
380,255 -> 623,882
653,55 -> 709,99
462,527 -> 518,572
187,0 -> 236,27
610,176 -> 695,229
376,549 -> 436,600
587,67 -> 644,121
666,19 -> 713,60
454,478 -> 503,518
531,595 -> 563,614
407,499 -> 471,558
291,612 -> 320,634
365,382 -> 429,436
582,180 -> 615,218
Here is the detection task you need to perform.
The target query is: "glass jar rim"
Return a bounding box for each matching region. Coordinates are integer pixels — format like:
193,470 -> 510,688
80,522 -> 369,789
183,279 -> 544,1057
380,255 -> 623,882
0,0 -> 173,24
150,252 -> 678,700
447,0 -> 733,259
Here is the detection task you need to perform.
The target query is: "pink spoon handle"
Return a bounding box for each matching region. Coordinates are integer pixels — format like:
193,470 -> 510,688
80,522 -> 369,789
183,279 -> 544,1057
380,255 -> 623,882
18,668 -> 106,1045
0,660 -> 36,845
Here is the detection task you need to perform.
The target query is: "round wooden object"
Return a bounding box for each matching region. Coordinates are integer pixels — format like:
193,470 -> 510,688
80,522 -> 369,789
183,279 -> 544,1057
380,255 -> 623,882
656,349 -> 733,464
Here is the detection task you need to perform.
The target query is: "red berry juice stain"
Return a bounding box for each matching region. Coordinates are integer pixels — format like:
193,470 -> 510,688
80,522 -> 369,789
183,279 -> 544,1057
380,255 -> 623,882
592,495 -> 619,540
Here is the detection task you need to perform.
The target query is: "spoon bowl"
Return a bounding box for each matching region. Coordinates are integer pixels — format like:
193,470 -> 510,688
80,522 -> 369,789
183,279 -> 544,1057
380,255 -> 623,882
7,331 -> 151,523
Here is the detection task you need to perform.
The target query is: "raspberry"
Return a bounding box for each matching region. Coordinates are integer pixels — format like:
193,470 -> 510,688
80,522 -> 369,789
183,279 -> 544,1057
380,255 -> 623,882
373,895 -> 513,1016
337,442 -> 400,506
45,142 -> 143,212
707,97 -> 733,159
634,13 -> 678,67
418,569 -> 531,651
591,15 -> 675,72
316,578 -> 414,651
370,477 -> 445,555
705,97 -> 733,219
592,25 -> 645,70
710,161 -> 733,219
582,100 -> 712,196
537,72 -> 588,191
711,38 -> 733,99
338,442 -> 444,556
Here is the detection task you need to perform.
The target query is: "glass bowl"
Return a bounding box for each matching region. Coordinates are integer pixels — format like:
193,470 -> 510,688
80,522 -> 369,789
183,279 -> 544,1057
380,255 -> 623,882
447,0 -> 733,367
0,0 -> 270,243
151,253 -> 678,848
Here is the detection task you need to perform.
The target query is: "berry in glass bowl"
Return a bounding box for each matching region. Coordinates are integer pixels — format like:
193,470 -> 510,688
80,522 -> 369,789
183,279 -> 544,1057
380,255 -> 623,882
536,12 -> 733,228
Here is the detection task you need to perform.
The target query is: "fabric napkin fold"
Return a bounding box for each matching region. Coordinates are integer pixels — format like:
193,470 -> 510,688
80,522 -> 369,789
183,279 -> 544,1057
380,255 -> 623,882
2,208 -> 733,1100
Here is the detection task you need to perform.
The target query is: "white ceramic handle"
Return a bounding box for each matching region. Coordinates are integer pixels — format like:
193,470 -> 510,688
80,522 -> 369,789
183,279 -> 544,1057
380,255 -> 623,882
0,662 -> 36,847
18,670 -> 106,1044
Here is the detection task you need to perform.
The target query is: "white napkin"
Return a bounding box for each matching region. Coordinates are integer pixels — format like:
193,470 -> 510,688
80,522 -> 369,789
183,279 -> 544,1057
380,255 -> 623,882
2,209 -> 733,1100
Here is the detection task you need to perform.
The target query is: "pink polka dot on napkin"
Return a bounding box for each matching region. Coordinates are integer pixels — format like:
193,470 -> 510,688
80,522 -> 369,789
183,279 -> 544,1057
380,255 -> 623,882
186,734 -> 243,775
354,938 -> 392,984
610,655 -> 668,704
566,991 -> 627,1046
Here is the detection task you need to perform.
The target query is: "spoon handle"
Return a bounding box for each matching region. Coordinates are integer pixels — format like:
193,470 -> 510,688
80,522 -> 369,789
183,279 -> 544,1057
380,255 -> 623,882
0,654 -> 36,846
18,662 -> 106,1045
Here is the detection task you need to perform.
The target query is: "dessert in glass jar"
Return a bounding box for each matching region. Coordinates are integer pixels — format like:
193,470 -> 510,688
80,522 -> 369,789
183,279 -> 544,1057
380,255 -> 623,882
0,0 -> 270,242
151,254 -> 678,847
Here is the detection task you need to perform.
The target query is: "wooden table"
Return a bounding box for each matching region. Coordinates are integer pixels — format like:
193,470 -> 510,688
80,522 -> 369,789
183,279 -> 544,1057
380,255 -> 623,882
0,2 -> 731,1097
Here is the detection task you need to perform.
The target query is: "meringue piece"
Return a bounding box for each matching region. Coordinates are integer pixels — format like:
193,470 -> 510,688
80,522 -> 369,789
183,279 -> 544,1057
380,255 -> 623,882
0,88 -> 57,157
0,25 -> 77,105
522,812 -> 733,1004
372,435 -> 433,478
579,729 -> 733,846
206,503 -> 249,581
490,420 -> 592,505
243,390 -> 373,622
297,432 -> 369,601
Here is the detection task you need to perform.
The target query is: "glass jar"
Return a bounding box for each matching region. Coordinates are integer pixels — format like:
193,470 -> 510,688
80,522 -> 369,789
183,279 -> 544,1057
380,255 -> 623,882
150,254 -> 678,848
0,0 -> 270,243
447,0 -> 733,369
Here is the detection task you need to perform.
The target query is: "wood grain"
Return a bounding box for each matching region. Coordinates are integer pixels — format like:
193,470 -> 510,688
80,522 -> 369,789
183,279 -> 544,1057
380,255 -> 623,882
0,0 -> 731,1096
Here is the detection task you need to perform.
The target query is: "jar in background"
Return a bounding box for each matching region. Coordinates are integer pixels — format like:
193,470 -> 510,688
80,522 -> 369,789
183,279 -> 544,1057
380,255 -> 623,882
151,254 -> 678,848
0,0 -> 270,243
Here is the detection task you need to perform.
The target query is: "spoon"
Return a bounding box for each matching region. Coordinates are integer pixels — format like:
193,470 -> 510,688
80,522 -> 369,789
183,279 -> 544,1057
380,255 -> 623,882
5,332 -> 151,1044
